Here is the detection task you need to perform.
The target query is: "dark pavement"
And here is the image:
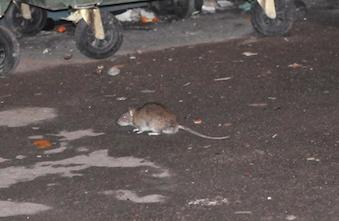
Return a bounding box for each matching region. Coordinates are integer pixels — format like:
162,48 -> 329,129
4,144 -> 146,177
0,9 -> 339,221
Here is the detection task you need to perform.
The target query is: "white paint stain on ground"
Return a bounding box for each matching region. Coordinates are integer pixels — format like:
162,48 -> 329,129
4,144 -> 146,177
188,197 -> 229,206
0,157 -> 9,163
103,189 -> 167,203
51,129 -> 105,141
0,201 -> 51,217
0,107 -> 57,127
0,149 -> 169,188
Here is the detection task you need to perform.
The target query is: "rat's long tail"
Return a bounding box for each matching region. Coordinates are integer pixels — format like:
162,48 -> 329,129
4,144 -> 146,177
178,125 -> 230,140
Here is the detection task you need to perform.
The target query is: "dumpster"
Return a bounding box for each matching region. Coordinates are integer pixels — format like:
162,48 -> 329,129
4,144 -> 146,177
0,0 -> 296,76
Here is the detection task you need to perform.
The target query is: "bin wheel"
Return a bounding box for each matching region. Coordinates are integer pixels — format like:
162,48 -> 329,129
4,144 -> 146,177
75,11 -> 123,59
0,26 -> 20,76
251,0 -> 296,36
3,3 -> 47,37
172,0 -> 195,18
195,0 -> 203,11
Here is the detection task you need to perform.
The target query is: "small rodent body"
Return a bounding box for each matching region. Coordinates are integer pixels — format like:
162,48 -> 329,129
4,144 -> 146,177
117,103 -> 229,140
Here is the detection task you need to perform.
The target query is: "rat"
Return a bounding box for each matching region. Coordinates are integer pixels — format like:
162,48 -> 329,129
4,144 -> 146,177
117,103 -> 230,140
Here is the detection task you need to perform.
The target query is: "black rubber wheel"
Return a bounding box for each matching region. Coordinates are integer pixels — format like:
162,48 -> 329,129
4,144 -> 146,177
75,11 -> 123,59
195,0 -> 203,11
172,0 -> 195,18
0,26 -> 20,76
251,0 -> 296,36
294,0 -> 307,20
3,3 -> 47,37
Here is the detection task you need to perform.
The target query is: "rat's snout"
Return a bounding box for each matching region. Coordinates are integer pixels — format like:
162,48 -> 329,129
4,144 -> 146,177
117,112 -> 133,126
117,118 -> 129,126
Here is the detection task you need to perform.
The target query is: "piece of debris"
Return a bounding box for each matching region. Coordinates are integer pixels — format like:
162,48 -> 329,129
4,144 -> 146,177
234,211 -> 253,215
272,133 -> 278,138
140,9 -> 159,23
63,53 -> 73,60
116,97 -> 127,101
306,157 -> 320,162
15,155 -> 26,160
248,103 -> 268,107
116,8 -> 159,23
33,139 -> 52,150
242,52 -> 258,57
188,197 -> 229,206
129,56 -> 136,60
141,89 -> 156,93
183,82 -> 191,87
55,25 -> 66,33
214,77 -> 232,81
202,1 -> 217,14
286,215 -> 297,220
217,0 -> 234,10
288,63 -> 305,69
42,48 -> 50,54
107,66 -> 120,76
193,118 -> 203,124
96,65 -> 104,75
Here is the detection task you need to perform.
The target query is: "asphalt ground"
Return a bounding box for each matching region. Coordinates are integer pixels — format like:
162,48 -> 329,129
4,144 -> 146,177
0,8 -> 339,221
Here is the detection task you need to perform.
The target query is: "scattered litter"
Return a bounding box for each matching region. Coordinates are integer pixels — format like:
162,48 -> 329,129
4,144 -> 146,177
76,147 -> 89,152
306,157 -> 320,162
116,9 -> 159,23
203,145 -> 211,149
222,123 -> 232,127
183,82 -> 191,87
0,157 -> 9,163
16,155 -> 26,160
248,103 -> 268,107
33,139 -> 52,149
55,25 -> 66,33
116,97 -> 127,101
141,89 -> 156,93
242,52 -> 258,57
42,48 -> 50,54
214,77 -> 232,81
44,146 -> 67,154
188,197 -> 229,206
234,211 -> 253,215
268,97 -> 277,100
288,63 -> 305,69
267,196 -> 272,200
96,65 -> 104,75
116,9 -> 140,22
140,9 -> 160,23
286,215 -> 297,220
105,189 -> 167,203
239,0 -> 254,11
217,0 -> 234,9
193,118 -> 203,125
29,135 -> 44,139
63,53 -> 72,60
202,3 -> 216,13
107,66 -> 120,76
129,56 -> 136,60
272,133 -> 278,138
32,127 -> 40,130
